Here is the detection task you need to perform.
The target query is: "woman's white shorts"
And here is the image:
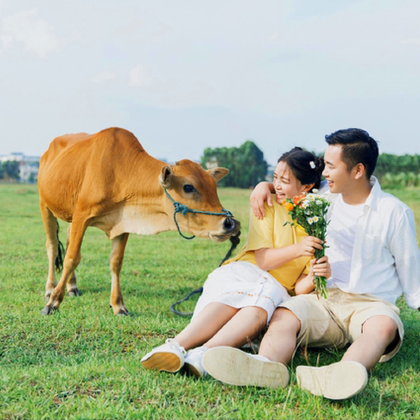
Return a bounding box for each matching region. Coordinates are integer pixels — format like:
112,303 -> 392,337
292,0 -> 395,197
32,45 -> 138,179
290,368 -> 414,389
192,262 -> 291,324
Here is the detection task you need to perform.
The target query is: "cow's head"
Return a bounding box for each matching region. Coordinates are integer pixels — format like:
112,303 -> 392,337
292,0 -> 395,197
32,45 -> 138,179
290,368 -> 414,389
159,160 -> 240,242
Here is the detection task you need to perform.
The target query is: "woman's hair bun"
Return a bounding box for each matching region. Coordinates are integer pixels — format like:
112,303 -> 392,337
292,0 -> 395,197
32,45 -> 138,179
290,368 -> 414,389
314,156 -> 325,173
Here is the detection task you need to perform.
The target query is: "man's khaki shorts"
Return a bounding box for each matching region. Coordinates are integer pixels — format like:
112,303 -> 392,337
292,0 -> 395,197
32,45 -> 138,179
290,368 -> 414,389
279,288 -> 404,362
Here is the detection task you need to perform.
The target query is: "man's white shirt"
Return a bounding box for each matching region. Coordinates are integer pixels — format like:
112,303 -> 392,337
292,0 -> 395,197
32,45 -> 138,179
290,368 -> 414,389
326,196 -> 364,288
321,177 -> 420,309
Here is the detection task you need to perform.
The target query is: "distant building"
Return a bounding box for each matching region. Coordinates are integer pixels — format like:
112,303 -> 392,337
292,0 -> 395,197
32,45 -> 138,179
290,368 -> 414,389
0,152 -> 40,183
0,153 -> 169,183
204,157 -> 219,169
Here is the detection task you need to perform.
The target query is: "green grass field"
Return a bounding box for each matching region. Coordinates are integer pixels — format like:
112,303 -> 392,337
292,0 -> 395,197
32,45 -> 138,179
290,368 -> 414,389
0,184 -> 419,420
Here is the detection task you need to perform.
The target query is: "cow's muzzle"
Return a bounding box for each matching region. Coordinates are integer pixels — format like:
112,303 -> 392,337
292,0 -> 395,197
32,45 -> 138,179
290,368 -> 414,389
209,217 -> 240,242
163,186 -> 239,241
223,217 -> 240,235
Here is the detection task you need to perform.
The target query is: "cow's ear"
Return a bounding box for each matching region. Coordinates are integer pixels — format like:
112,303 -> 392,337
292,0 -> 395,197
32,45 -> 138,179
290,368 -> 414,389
159,165 -> 173,188
207,167 -> 229,183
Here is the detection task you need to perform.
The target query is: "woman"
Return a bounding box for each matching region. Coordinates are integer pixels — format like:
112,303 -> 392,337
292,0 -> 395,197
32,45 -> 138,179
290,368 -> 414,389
141,147 -> 330,377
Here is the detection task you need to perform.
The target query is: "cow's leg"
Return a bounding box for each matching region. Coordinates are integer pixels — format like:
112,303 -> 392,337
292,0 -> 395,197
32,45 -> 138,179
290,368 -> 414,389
40,198 -> 59,300
109,233 -> 129,315
42,215 -> 89,315
66,224 -> 80,297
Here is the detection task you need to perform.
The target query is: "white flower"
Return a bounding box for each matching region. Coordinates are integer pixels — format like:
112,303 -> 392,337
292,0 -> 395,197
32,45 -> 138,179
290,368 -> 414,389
307,194 -> 315,202
312,188 -> 319,194
301,200 -> 309,209
315,200 -> 322,205
313,216 -> 319,223
307,217 -> 314,225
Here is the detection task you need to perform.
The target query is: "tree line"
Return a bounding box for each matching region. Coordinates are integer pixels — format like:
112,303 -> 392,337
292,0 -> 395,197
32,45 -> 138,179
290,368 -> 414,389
1,146 -> 418,188
201,140 -> 268,189
201,142 -> 419,189
375,153 -> 420,188
0,161 -> 20,181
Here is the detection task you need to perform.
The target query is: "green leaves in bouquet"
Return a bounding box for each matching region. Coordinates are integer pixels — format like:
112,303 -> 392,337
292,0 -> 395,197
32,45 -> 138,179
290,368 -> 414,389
283,193 -> 331,299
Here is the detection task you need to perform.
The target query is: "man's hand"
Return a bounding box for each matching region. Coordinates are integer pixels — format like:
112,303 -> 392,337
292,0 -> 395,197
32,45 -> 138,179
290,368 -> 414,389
310,256 -> 331,279
295,256 -> 330,295
250,182 -> 274,219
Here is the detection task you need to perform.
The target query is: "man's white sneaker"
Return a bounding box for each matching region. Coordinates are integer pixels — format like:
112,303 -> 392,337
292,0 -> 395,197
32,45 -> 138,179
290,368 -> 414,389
202,346 -> 289,388
184,346 -> 208,378
141,339 -> 186,373
296,361 -> 368,400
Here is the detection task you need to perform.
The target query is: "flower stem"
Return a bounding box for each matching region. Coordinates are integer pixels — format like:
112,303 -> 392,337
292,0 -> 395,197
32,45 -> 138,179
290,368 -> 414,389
313,247 -> 328,299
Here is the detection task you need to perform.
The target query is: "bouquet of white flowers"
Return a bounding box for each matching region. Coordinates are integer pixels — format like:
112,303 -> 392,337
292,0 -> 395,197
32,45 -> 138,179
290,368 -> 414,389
282,192 -> 331,298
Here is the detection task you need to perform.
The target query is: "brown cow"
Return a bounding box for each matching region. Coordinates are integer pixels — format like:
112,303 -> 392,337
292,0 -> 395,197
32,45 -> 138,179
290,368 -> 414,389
38,127 -> 240,315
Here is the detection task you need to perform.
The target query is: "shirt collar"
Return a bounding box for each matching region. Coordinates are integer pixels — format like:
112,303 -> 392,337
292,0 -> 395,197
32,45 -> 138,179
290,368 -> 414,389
364,176 -> 381,211
322,176 -> 382,210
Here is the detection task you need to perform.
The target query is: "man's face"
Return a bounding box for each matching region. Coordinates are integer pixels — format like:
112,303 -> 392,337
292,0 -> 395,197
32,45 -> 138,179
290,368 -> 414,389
322,145 -> 353,194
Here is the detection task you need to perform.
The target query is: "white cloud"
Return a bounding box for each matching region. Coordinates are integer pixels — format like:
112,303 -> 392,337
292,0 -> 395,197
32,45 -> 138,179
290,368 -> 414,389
128,64 -> 152,87
1,9 -> 59,58
92,71 -> 117,84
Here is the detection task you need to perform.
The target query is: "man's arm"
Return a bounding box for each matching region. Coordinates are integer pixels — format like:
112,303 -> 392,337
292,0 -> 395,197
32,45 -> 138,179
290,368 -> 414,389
389,207 -> 420,310
250,182 -> 275,219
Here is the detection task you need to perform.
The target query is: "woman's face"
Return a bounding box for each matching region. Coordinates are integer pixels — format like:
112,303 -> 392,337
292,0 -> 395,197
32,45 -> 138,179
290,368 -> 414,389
273,161 -> 305,203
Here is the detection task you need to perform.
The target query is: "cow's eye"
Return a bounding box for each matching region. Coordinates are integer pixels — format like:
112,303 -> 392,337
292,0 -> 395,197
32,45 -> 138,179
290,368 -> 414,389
183,184 -> 196,193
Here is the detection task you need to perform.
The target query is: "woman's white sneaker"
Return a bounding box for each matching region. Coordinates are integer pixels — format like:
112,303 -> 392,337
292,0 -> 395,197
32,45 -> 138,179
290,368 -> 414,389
141,339 -> 186,373
184,346 -> 209,378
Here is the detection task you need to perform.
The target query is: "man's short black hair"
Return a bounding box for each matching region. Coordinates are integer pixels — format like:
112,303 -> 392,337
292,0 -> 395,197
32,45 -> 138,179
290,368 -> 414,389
325,128 -> 379,179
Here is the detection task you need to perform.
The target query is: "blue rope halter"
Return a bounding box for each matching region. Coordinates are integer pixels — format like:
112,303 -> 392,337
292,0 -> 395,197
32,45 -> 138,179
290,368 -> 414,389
162,186 -> 234,240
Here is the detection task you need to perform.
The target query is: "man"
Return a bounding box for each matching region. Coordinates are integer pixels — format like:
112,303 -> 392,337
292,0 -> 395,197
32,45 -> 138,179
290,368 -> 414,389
201,128 -> 420,400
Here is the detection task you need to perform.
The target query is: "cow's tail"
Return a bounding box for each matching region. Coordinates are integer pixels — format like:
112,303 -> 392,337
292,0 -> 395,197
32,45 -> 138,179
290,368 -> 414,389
55,221 -> 65,272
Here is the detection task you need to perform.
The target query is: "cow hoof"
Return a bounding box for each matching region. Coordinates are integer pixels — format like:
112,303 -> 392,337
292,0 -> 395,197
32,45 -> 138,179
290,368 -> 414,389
68,288 -> 81,297
42,306 -> 56,315
117,309 -> 129,316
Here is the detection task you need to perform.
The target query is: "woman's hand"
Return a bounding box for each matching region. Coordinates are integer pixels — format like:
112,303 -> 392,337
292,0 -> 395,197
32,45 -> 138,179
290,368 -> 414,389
297,236 -> 323,257
250,182 -> 274,219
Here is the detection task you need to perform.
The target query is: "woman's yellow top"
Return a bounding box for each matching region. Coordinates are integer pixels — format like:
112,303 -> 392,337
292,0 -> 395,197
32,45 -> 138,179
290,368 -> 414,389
224,196 -> 310,293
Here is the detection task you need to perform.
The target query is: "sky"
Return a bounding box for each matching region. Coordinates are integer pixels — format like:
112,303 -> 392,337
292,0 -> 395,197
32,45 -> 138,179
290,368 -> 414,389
1,0 -> 419,166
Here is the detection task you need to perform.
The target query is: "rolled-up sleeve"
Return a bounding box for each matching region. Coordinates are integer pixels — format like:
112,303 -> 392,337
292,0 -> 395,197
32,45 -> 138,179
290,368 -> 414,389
389,207 -> 420,309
